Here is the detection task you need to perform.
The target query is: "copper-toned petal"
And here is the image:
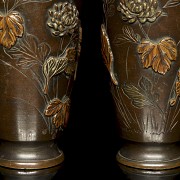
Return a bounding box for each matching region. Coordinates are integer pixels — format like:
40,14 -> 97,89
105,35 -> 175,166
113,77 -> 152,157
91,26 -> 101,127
0,12 -> 24,49
138,37 -> 177,75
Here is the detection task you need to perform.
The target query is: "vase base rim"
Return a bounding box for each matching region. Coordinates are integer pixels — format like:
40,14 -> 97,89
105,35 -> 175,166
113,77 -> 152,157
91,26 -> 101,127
116,142 -> 180,170
0,140 -> 64,169
0,153 -> 64,170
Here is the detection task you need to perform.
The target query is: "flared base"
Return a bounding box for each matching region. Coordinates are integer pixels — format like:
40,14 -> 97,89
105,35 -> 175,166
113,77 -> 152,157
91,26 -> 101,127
118,164 -> 180,179
0,165 -> 63,179
0,140 -> 64,169
116,141 -> 180,170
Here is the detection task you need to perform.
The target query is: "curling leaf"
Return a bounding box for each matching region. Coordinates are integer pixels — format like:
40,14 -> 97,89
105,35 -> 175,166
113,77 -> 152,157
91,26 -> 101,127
45,98 -> 62,116
138,37 -> 177,75
0,11 -> 24,49
43,56 -> 68,94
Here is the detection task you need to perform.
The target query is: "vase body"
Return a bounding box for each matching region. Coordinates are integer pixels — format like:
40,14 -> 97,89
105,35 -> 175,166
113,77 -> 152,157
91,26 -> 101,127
0,0 -> 82,169
102,0 -> 180,169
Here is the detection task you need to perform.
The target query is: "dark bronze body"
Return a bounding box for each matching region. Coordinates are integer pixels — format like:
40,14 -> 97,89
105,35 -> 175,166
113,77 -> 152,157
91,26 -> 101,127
102,0 -> 180,169
0,0 -> 82,169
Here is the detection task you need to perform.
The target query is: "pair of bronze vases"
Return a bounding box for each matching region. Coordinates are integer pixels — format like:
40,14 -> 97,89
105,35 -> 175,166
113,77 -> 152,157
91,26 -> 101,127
0,0 -> 179,171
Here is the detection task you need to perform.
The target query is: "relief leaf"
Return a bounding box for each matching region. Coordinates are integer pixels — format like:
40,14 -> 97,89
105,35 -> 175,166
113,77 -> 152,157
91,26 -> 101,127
53,104 -> 70,128
43,56 -> 68,94
44,98 -> 62,116
52,111 -> 64,128
138,37 -> 177,75
170,82 -> 180,106
163,0 -> 180,8
65,61 -> 77,76
44,96 -> 70,128
101,24 -> 118,85
5,33 -> 51,68
0,12 -> 24,49
175,82 -> 180,97
43,47 -> 76,94
122,83 -> 153,109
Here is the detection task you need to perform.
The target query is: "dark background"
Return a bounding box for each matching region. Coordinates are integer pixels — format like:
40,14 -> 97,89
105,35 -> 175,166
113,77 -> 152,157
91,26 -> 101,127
0,1 -> 179,179
57,0 -> 123,178
55,1 -> 180,179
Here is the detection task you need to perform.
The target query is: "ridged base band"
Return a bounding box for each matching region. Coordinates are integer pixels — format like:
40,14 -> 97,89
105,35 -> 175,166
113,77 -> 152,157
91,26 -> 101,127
116,141 -> 180,170
118,164 -> 180,179
0,140 -> 64,169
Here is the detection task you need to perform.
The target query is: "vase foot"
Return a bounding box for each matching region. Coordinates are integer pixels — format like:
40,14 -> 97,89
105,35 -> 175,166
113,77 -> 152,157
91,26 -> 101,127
118,164 -> 180,179
0,165 -> 63,179
116,141 -> 180,170
0,140 -> 64,169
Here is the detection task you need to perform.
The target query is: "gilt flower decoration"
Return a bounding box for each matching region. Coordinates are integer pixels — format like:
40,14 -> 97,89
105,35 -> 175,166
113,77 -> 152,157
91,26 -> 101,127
117,0 -> 162,24
47,2 -> 79,36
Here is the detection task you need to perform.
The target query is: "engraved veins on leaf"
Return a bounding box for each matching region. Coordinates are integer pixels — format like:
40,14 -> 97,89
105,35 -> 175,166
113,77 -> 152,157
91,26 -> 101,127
163,0 -> 180,8
43,47 -> 76,94
138,37 -> 177,75
5,33 -> 51,68
0,12 -> 24,49
122,77 -> 154,109
45,96 -> 70,128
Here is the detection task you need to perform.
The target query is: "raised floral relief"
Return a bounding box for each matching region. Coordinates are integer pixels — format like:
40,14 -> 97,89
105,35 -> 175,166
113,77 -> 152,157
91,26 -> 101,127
117,0 -> 162,24
47,2 -> 79,36
1,1 -> 81,137
0,0 -> 52,49
101,24 -> 118,85
43,47 -> 76,94
45,96 -> 70,128
0,4 -> 24,48
115,0 -> 179,74
102,0 -> 180,136
4,33 -> 75,134
138,37 -> 177,75
114,26 -> 178,75
42,2 -> 81,133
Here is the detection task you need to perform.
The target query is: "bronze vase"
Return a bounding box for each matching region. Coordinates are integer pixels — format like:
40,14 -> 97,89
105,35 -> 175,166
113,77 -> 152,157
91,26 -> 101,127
0,0 -> 82,169
101,0 -> 180,169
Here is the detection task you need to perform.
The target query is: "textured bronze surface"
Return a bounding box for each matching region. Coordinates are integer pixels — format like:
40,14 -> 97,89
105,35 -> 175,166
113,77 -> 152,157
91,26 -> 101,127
0,0 -> 82,169
102,0 -> 180,169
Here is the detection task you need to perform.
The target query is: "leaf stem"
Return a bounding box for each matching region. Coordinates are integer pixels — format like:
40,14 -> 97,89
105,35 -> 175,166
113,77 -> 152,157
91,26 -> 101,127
125,46 -> 130,80
56,76 -> 59,98
58,33 -> 77,57
138,21 -> 149,40
3,0 -> 7,14
66,77 -> 72,96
